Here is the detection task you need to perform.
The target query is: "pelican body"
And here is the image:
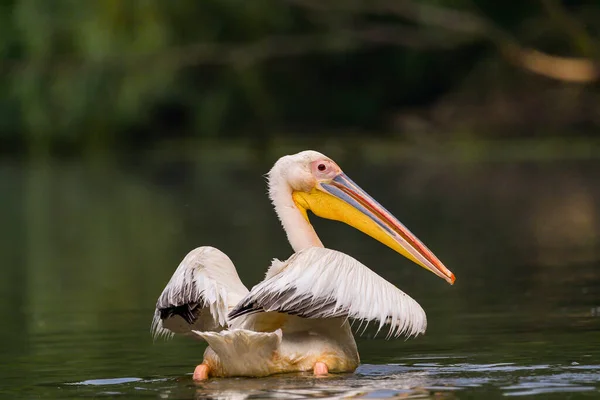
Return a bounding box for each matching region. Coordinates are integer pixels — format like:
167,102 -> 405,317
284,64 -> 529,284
152,151 -> 455,379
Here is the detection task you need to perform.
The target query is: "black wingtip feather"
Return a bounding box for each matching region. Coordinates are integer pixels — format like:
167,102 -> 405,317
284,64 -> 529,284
228,302 -> 260,320
158,303 -> 200,325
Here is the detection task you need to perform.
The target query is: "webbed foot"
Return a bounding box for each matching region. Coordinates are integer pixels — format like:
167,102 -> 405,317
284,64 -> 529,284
313,362 -> 329,376
193,364 -> 210,381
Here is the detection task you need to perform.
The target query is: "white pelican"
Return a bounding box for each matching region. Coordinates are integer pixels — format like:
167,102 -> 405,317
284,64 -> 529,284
152,150 -> 455,380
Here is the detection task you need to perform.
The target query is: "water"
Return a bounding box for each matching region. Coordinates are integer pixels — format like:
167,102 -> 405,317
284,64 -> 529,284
1,150 -> 600,398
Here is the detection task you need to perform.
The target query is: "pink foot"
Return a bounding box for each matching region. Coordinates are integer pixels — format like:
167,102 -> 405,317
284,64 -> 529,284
313,362 -> 329,376
193,364 -> 210,381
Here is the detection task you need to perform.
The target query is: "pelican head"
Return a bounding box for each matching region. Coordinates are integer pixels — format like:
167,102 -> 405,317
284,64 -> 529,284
269,150 -> 455,285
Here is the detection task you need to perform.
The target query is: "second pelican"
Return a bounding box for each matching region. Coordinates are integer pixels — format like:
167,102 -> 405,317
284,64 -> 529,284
152,150 -> 455,380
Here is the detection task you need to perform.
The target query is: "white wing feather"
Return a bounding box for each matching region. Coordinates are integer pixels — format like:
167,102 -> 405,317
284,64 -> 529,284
229,247 -> 427,338
152,246 -> 249,339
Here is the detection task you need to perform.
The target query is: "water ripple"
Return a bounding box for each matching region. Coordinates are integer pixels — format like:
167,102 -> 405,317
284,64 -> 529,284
57,360 -> 600,399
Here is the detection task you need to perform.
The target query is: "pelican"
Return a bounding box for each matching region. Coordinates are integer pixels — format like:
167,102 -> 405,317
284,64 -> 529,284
152,150 -> 455,380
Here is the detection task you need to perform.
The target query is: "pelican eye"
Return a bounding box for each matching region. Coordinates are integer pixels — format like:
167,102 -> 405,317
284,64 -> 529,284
317,163 -> 326,172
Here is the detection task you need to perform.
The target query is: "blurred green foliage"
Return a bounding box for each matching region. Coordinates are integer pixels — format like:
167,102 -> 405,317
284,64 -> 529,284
1,0 -> 599,154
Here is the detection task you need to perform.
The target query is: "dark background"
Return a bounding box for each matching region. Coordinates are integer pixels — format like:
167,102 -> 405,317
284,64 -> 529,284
1,0 -> 599,157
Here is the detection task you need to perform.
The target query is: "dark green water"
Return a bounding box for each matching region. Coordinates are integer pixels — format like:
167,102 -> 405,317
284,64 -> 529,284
1,151 -> 599,399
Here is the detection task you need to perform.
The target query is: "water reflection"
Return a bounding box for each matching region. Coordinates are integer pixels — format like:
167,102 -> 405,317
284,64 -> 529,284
62,361 -> 600,399
2,153 -> 600,399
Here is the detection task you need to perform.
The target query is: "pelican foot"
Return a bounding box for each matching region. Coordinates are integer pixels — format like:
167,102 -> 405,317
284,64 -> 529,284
313,362 -> 329,376
193,364 -> 210,381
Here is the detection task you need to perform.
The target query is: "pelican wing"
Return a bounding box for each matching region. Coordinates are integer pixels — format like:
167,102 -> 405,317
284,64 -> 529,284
152,246 -> 249,339
229,247 -> 427,338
